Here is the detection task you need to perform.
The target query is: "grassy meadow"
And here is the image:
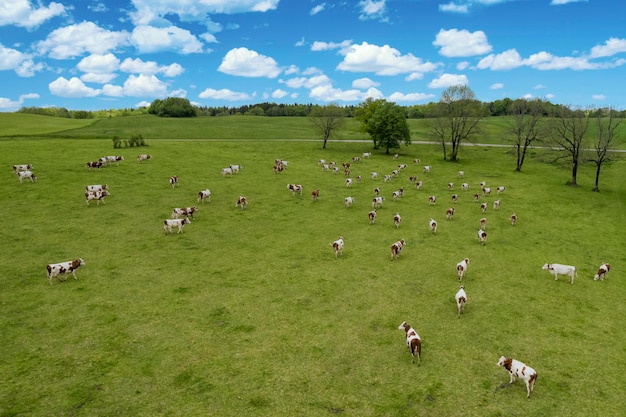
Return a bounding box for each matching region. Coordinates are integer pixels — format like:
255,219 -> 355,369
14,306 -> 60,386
1,115 -> 626,416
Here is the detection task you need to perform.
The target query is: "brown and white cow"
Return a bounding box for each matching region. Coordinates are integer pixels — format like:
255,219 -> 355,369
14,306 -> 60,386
393,213 -> 401,229
18,170 -> 37,184
391,239 -> 406,260
344,196 -> 355,208
169,175 -> 179,188
594,263 -> 611,281
137,154 -> 152,163
172,206 -> 198,221
236,196 -> 248,210
477,229 -> 487,245
85,190 -> 109,205
13,164 -> 33,174
510,213 -> 517,226
46,258 -> 85,285
398,321 -> 421,365
105,155 -> 124,166
446,207 -> 455,220
496,356 -> 537,398
197,189 -> 211,204
164,218 -> 190,234
368,210 -> 377,225
287,183 -> 303,195
428,195 -> 436,205
86,184 -> 108,193
429,218 -> 438,234
331,236 -> 344,259
480,217 -> 487,230
87,161 -> 103,171
456,258 -> 470,281
311,189 -> 320,201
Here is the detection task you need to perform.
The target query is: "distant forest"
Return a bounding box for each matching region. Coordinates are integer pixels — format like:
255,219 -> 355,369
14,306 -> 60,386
17,96 -> 626,120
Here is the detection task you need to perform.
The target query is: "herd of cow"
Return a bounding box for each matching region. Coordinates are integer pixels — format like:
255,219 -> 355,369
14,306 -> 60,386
13,148 -> 612,399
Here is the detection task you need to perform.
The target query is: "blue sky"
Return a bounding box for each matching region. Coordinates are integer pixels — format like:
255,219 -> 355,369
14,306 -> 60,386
1,0 -> 625,111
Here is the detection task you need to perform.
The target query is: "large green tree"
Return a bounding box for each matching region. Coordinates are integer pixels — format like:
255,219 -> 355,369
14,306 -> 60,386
308,103 -> 346,149
148,97 -> 197,117
366,101 -> 411,154
430,85 -> 484,161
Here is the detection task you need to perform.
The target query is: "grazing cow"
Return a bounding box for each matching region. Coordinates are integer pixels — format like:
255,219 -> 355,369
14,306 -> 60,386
477,229 -> 487,245
137,154 -> 152,163
456,258 -> 470,281
311,189 -> 320,201
230,164 -> 242,173
331,236 -> 344,259
423,165 -> 431,173
356,175 -> 362,183
13,164 -> 33,174
398,163 -> 407,170
510,213 -> 517,226
393,154 -> 399,160
594,263 -> 611,281
322,164 -> 330,171
493,200 -> 500,210
374,187 -> 380,196
197,189 -> 211,204
398,321 -> 421,365
497,185 -> 506,194
496,356 -> 537,398
362,152 -> 371,158
480,217 -> 487,230
172,206 -> 198,221
391,239 -> 406,260
474,193 -> 480,203
352,156 -> 361,163
332,166 -> 340,174
87,161 -> 103,171
480,181 -> 487,188
163,218 -> 190,234
86,184 -> 108,193
105,155 -> 124,166
274,162 -> 285,173
393,213 -> 401,229
457,171 -> 464,178
462,183 -> 470,191
451,194 -> 459,202
46,258 -> 85,285
383,174 -> 392,183
345,178 -> 353,187
344,168 -> 351,177
409,175 -> 418,183
446,207 -> 455,220
483,187 -> 492,195
368,209 -> 377,224
542,263 -> 576,284
428,195 -> 436,205
18,170 -> 37,183
391,169 -> 399,177
448,182 -> 454,190
342,162 -> 351,170
169,175 -> 179,188
318,159 -> 326,166
429,218 -> 438,234
221,167 -> 233,177
371,172 -> 379,179
392,189 -> 403,201
85,190 -> 109,206
344,196 -> 355,208
413,158 -> 421,165
480,202 -> 487,213
455,286 -> 467,318
372,196 -> 385,209
415,181 -> 423,190
287,183 -> 303,195
236,196 -> 248,210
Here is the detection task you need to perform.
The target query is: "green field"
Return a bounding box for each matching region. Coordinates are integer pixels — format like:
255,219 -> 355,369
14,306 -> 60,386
1,114 -> 625,416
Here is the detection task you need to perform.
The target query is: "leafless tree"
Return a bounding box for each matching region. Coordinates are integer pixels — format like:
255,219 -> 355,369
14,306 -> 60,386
550,106 -> 590,186
508,99 -> 545,171
590,107 -> 622,192
308,103 -> 346,149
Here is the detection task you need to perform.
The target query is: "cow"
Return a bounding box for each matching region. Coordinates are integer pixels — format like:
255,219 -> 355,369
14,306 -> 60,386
392,189 -> 403,201
429,218 -> 438,234
352,156 -> 361,163
497,185 -> 506,194
274,162 -> 284,173
362,152 -> 371,158
428,195 -> 436,205
344,196 -> 355,208
446,207 -> 455,220
221,167 -> 233,177
391,239 -> 406,260
371,172 -> 379,179
448,182 -> 454,190
331,236 -> 344,259
477,229 -> 487,245
197,189 -> 211,204
456,258 -> 470,281
462,183 -> 470,191
415,181 -> 423,190
230,164 -> 242,173
368,210 -> 377,225
236,196 -> 248,210
87,161 -> 103,171
18,170 -> 37,184
311,189 -> 320,201
85,190 -> 109,206
455,286 -> 467,318
451,194 -> 459,202
480,217 -> 487,231
137,154 -> 152,163
13,164 -> 33,174
172,206 -> 198,221
105,155 -> 124,166
374,187 -> 380,196
393,213 -> 401,229
169,176 -> 179,188
480,202 -> 487,213
383,174 -> 392,183
423,165 -> 431,173
393,154 -> 399,161
86,184 -> 108,193
372,196 -> 385,209
457,171 -> 465,178
474,193 -> 480,202
510,213 -> 517,226
287,184 -> 303,195
413,158 -> 421,165
483,187 -> 492,195
542,263 -> 576,284
164,218 -> 190,234
409,175 -> 418,183
345,178 -> 353,187
493,200 -> 500,211
398,321 -> 421,365
398,164 -> 407,170
46,258 -> 85,285
594,263 -> 611,281
496,356 -> 538,398
322,164 -> 330,171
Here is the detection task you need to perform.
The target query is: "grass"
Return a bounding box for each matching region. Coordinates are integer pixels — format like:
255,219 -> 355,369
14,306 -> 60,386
0,119 -> 625,416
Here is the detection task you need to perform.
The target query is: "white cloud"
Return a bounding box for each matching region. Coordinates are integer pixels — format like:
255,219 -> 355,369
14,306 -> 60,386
0,44 -> 41,77
439,2 -> 469,13
281,74 -> 331,89
122,74 -> 168,97
589,38 -> 626,58
130,26 -> 203,54
311,40 -> 352,51
433,29 -> 492,57
0,0 -> 66,29
0,93 -> 39,110
81,73 -> 118,84
352,78 -> 379,89
337,42 -> 440,76
198,88 -> 251,101
405,72 -> 424,81
309,84 -> 371,102
456,61 -> 470,70
310,4 -> 325,15
533,84 -> 546,89
119,58 -> 184,77
218,47 -> 282,78
101,84 -> 124,97
550,0 -> 588,4
77,54 -> 120,74
388,92 -> 436,102
477,49 -> 524,70
428,73 -> 469,88
49,77 -> 101,98
592,94 -> 606,100
358,0 -> 387,21
295,38 -> 305,47
490,83 -> 504,90
271,89 -> 289,98
37,22 -> 130,59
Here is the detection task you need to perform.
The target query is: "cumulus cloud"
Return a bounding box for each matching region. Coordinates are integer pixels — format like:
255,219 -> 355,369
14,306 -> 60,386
433,29 -> 492,57
37,22 -> 130,59
198,87 -> 251,101
271,89 -> 289,98
490,83 -> 504,90
0,0 -> 66,29
77,53 -> 120,74
439,2 -> 469,13
352,78 -> 379,89
218,47 -> 282,78
311,40 -> 352,52
428,73 -> 469,88
130,26 -> 203,54
358,0 -> 387,21
589,37 -> 626,58
0,44 -> 42,77
337,42 -> 440,76
388,92 -> 436,102
120,58 -> 184,77
49,77 -> 100,98
0,93 -> 39,110
122,74 -> 168,97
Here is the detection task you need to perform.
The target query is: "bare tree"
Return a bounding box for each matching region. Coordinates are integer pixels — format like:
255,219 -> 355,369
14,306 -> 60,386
430,85 -> 484,161
550,106 -> 590,186
590,107 -> 622,192
508,98 -> 544,171
308,103 -> 346,149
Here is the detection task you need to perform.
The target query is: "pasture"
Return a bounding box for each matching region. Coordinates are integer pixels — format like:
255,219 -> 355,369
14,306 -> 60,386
1,134 -> 625,416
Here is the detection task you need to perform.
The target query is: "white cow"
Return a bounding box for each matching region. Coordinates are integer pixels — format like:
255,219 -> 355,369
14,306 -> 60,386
429,218 -> 438,234
393,213 -> 401,229
197,189 -> 211,203
390,239 -> 406,260
542,263 -> 576,284
229,164 -> 242,173
456,258 -> 470,281
164,218 -> 190,234
137,154 -> 152,163
13,164 -> 33,174
496,356 -> 538,398
46,258 -> 85,285
86,184 -> 108,192
331,236 -> 344,259
455,286 -> 467,318
221,167 -> 233,177
18,170 -> 37,183
372,196 -> 385,209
